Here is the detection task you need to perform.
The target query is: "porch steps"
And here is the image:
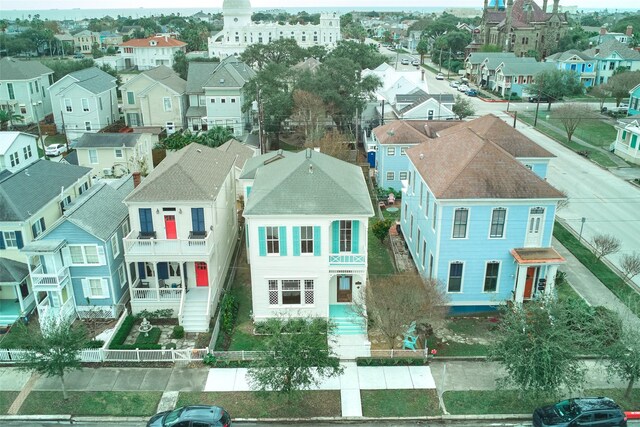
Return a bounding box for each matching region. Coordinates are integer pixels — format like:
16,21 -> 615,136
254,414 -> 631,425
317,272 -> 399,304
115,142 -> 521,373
332,316 -> 367,335
181,289 -> 210,333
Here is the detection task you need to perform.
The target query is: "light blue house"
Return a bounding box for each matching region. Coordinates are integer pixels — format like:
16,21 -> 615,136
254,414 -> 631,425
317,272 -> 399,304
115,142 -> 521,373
629,83 -> 640,116
544,50 -> 597,87
22,177 -> 133,328
400,115 -> 565,313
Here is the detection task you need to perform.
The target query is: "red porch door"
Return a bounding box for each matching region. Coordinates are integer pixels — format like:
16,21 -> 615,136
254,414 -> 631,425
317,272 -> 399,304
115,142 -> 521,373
195,262 -> 208,287
164,215 -> 177,239
524,267 -> 536,299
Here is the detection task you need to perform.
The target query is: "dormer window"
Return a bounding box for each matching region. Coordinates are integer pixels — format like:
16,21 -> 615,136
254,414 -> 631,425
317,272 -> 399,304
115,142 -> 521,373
149,40 -> 157,46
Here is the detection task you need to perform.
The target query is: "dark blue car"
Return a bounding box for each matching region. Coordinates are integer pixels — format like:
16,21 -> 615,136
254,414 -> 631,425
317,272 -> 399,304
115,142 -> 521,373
466,89 -> 478,97
147,405 -> 232,427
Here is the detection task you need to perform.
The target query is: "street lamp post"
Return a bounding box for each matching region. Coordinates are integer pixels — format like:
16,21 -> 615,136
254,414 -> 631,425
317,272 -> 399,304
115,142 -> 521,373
32,101 -> 45,155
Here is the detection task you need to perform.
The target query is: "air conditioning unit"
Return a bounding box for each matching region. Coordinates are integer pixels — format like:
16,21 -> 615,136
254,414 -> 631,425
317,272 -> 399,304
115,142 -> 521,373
103,168 -> 114,177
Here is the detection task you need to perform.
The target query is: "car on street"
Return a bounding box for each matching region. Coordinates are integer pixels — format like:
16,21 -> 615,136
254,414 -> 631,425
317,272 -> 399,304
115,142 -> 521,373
436,73 -> 445,80
45,143 -> 69,157
401,58 -> 410,65
412,59 -> 420,66
147,405 -> 232,427
466,89 -> 478,97
528,95 -> 551,103
458,84 -> 470,92
533,397 -> 627,427
450,80 -> 461,88
73,52 -> 84,59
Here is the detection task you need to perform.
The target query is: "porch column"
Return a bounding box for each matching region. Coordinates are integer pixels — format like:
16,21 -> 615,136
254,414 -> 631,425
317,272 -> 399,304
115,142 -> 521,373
15,284 -> 25,313
126,262 -> 135,300
180,262 -> 186,290
546,264 -> 558,296
153,262 -> 159,301
514,265 -> 527,303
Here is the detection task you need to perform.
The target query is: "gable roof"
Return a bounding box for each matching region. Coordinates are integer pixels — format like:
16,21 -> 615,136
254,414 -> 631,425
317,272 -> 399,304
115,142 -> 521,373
202,57 -> 255,89
217,138 -> 255,171
0,257 -> 29,284
244,149 -> 374,216
406,120 -> 462,138
466,52 -> 516,65
119,35 -> 186,48
437,114 -> 554,158
51,67 -> 116,95
0,57 -> 53,80
186,62 -> 219,93
546,49 -> 594,62
0,132 -> 36,155
60,176 -> 133,241
75,133 -> 144,149
373,121 -> 431,145
239,150 -> 294,180
125,143 -> 236,203
133,65 -> 187,94
583,39 -> 640,61
0,159 -> 91,221
499,61 -> 555,76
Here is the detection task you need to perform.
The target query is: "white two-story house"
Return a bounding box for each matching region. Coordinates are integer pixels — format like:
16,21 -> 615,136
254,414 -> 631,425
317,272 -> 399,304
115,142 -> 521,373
0,57 -> 54,125
48,67 -> 119,141
0,132 -> 39,173
243,149 -> 374,346
119,35 -> 187,71
185,56 -> 255,136
122,143 -> 238,332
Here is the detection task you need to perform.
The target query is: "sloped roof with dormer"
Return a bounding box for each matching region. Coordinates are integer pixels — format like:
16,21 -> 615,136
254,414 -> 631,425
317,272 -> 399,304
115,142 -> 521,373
0,57 -> 53,81
217,138 -> 256,171
244,149 -> 374,217
50,67 -> 116,96
546,49 -> 594,62
137,65 -> 186,94
583,39 -> 640,61
125,143 -> 236,203
373,120 -> 431,145
239,150 -> 294,180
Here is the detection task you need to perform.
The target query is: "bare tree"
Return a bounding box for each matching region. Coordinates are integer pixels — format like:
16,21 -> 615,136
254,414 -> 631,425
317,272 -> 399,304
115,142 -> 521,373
592,233 -> 622,260
553,103 -> 594,143
590,85 -> 610,111
603,70 -> 640,106
291,89 -> 327,144
307,129 -> 354,162
356,274 -> 449,349
556,189 -> 569,211
620,252 -> 640,281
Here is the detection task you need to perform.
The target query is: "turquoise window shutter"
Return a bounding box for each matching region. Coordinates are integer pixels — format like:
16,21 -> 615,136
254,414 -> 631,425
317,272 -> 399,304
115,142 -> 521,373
352,220 -> 360,254
292,226 -> 300,256
313,226 -> 321,256
279,226 -> 287,256
247,186 -> 252,197
258,227 -> 266,256
332,221 -> 339,253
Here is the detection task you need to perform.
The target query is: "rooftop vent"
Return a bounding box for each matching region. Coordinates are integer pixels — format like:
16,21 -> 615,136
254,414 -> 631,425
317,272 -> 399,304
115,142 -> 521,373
219,78 -> 225,84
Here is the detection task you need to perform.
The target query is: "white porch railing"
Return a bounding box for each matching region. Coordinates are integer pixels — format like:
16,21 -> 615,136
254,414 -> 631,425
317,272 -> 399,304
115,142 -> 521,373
124,230 -> 214,257
30,264 -> 69,289
329,254 -> 366,264
131,287 -> 182,301
37,296 -> 76,325
178,287 -> 186,325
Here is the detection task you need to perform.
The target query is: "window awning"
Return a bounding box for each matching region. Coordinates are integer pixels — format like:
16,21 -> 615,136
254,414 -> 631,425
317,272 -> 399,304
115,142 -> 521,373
510,247 -> 565,265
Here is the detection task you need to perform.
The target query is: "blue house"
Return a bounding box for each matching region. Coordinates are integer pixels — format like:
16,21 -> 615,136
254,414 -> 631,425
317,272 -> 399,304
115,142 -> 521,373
22,177 -> 133,328
544,50 -> 597,87
629,83 -> 640,116
400,115 -> 565,312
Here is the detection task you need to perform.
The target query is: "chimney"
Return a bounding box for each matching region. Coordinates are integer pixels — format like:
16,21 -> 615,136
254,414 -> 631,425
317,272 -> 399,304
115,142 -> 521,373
600,26 -> 607,36
483,0 -> 488,11
542,0 -> 548,12
626,25 -> 633,37
552,0 -> 559,14
133,172 -> 141,188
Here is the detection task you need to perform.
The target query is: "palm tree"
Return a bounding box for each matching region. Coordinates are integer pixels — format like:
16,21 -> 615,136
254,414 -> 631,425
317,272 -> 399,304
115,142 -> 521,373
0,109 -> 25,131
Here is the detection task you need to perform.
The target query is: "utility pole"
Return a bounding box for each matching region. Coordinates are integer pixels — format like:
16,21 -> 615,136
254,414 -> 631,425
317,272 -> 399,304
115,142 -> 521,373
32,102 -> 45,155
60,111 -> 70,152
380,101 -> 385,126
439,48 -> 443,73
513,111 -> 517,128
257,88 -> 266,154
534,75 -> 543,127
447,47 -> 452,79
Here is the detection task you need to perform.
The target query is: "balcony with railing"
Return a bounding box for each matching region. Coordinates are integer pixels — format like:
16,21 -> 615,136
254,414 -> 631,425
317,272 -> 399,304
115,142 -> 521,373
124,230 -> 214,258
329,254 -> 367,274
37,296 -> 76,325
30,264 -> 70,291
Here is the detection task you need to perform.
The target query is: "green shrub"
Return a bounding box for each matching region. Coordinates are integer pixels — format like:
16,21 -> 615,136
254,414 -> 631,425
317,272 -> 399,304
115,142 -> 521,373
202,354 -> 253,368
172,325 -> 185,339
135,327 -> 161,345
111,343 -> 162,350
164,343 -> 177,350
85,340 -> 105,349
109,315 -> 135,349
356,357 -> 429,366
134,309 -> 173,319
220,294 -> 239,335
254,318 -> 329,335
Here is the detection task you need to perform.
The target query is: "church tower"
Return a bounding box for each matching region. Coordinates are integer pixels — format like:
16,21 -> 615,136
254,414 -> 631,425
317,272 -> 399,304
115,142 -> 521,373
223,0 -> 252,30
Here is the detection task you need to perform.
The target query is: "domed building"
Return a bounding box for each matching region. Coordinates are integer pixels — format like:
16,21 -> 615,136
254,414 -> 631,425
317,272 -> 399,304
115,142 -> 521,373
208,0 -> 341,58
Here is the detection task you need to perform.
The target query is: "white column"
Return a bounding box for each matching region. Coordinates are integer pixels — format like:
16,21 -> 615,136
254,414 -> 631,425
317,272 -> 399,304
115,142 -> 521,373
546,264 -> 558,296
515,265 -> 528,303
153,262 -> 159,301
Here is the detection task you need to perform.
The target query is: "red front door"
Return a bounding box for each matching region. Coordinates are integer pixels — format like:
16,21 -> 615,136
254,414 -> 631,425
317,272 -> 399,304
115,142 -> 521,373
524,267 -> 536,299
195,262 -> 208,287
165,215 -> 177,239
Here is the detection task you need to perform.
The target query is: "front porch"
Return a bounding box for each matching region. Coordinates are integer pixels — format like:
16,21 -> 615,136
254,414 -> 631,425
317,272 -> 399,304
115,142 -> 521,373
0,258 -> 36,327
511,247 -> 566,303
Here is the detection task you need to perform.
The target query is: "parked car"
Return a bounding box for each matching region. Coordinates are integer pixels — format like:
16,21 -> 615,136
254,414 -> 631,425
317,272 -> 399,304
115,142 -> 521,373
458,84 -> 470,92
401,58 -> 410,65
147,405 -> 232,427
45,143 -> 69,157
528,95 -> 551,103
436,73 -> 445,80
533,397 -> 627,427
73,52 -> 84,59
450,80 -> 461,88
466,89 -> 478,97
412,59 -> 420,66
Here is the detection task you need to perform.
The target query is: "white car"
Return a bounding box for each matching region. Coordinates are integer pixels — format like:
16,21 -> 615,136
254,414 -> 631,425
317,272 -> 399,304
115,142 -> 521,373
412,59 -> 420,66
45,143 -> 68,157
436,73 -> 445,80
450,80 -> 461,88
458,84 -> 470,92
401,58 -> 410,65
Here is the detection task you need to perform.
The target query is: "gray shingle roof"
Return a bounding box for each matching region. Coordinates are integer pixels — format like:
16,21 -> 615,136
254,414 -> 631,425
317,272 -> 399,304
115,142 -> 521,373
186,62 -> 219,93
0,57 -> 53,81
125,143 -> 236,203
0,257 -> 29,284
186,106 -> 207,117
217,138 -> 255,170
486,56 -> 536,70
244,149 -> 374,217
62,176 -> 133,241
75,133 -> 143,149
583,39 -> 640,61
546,49 -> 594,62
0,159 -> 91,221
139,65 -> 186,94
467,52 -> 516,65
500,61 -> 555,76
186,57 -> 254,93
54,67 -> 116,95
239,150 -> 294,180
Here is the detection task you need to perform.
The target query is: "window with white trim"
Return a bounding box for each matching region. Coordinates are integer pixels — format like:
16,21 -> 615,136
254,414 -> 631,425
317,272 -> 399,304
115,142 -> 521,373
267,279 -> 314,306
69,245 -> 100,265
300,226 -> 313,254
387,147 -> 395,156
386,171 -> 395,181
64,98 -> 72,112
85,278 -> 108,298
484,261 -> 500,292
89,149 -> 98,164
122,220 -> 130,238
163,97 -> 172,111
117,264 -> 127,288
85,121 -> 92,131
266,226 -> 280,254
110,234 -> 120,259
400,147 -> 407,155
490,208 -> 506,238
452,208 -> 469,238
114,148 -> 124,159
23,145 -> 32,159
9,152 -> 19,167
2,231 -> 17,248
81,98 -> 89,112
32,218 -> 45,238
339,220 -> 352,252
399,171 -> 408,180
448,262 -> 463,292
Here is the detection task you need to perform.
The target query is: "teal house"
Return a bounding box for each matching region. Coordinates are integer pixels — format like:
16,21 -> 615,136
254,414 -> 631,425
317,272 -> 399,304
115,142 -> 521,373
629,83 -> 640,116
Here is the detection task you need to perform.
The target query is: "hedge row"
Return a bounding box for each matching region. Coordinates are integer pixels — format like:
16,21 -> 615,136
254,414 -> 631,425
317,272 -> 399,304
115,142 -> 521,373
108,315 -> 161,350
356,357 -> 429,366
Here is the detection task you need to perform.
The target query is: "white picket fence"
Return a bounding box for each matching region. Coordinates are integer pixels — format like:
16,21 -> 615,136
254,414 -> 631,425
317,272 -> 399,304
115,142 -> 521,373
0,347 -> 213,363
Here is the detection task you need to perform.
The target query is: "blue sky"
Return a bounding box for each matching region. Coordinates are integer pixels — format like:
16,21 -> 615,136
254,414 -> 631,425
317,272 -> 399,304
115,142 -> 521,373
3,0 -> 639,11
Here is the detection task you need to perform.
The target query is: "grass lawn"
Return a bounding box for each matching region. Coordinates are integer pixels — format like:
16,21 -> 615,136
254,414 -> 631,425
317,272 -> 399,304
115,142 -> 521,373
382,207 -> 400,222
19,391 -> 162,416
0,391 -> 18,414
44,134 -> 68,147
556,277 -> 588,307
554,221 -> 640,318
368,218 -> 396,277
444,389 -> 640,415
177,390 -> 341,418
361,389 -> 441,417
